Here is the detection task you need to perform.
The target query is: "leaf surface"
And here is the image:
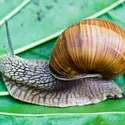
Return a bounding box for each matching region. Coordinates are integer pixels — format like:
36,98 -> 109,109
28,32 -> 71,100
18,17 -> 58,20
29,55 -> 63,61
0,0 -> 125,124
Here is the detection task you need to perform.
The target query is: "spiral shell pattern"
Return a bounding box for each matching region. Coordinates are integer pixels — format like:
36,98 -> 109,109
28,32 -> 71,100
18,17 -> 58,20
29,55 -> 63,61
50,19 -> 125,79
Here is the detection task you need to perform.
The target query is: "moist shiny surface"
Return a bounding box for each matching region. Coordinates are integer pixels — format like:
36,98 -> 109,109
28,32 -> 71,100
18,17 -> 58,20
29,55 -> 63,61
50,19 -> 125,78
0,55 -> 123,107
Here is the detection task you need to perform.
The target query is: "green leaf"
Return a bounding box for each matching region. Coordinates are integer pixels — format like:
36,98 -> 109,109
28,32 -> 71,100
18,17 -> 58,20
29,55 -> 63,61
0,0 -> 125,124
0,113 -> 125,125
0,0 -> 23,20
0,0 -> 119,55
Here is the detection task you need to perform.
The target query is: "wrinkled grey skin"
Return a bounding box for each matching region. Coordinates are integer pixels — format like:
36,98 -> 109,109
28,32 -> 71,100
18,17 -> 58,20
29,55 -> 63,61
0,55 -> 123,107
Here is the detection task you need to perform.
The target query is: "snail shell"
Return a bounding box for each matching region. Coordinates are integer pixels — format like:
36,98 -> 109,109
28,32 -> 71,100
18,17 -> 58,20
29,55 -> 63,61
50,19 -> 125,79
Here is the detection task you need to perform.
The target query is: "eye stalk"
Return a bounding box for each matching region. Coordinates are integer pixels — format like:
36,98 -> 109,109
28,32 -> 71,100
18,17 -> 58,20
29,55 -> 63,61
5,20 -> 15,57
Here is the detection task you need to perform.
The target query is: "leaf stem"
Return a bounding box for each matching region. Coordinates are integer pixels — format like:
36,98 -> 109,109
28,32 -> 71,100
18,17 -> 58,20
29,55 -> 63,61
85,0 -> 125,19
0,112 -> 125,117
0,91 -> 9,96
0,0 -> 31,26
14,0 -> 125,54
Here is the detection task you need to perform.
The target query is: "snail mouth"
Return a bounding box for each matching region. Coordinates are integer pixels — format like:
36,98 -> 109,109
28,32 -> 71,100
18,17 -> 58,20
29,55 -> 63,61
0,64 -> 7,72
0,54 -> 13,72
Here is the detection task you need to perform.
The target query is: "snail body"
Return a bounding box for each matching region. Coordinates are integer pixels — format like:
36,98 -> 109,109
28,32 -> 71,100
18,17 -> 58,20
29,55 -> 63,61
0,19 -> 125,107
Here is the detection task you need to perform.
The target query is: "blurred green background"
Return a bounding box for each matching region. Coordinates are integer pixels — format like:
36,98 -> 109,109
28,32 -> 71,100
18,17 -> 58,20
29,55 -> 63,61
0,0 -> 125,124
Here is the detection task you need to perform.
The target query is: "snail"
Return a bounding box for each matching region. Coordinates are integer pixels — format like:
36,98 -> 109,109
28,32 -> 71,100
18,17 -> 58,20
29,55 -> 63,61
0,18 -> 125,107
